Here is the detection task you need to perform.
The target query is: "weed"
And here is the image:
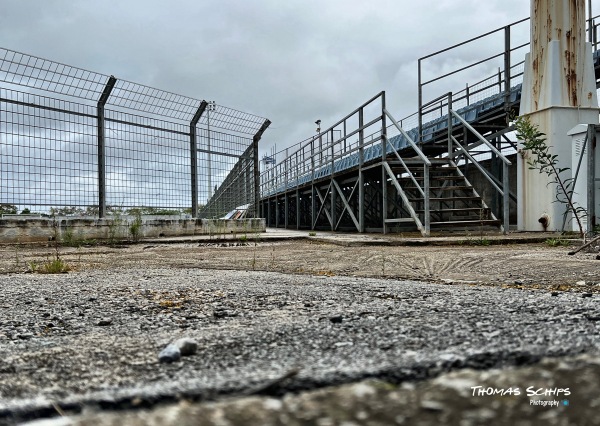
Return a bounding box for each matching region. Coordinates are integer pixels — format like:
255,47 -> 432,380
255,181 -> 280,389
107,208 -> 124,245
471,238 -> 491,246
129,210 -> 143,242
459,238 -> 491,246
62,226 -> 75,246
38,257 -> 71,274
545,238 -> 570,247
239,235 -> 248,242
308,231 -> 317,237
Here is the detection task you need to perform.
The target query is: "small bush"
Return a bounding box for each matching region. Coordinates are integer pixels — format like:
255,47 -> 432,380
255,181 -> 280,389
308,232 -> 317,237
38,258 -> 71,274
129,212 -> 143,242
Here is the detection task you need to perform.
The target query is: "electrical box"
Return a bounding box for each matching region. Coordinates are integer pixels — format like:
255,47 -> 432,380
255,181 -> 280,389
568,124 -> 599,232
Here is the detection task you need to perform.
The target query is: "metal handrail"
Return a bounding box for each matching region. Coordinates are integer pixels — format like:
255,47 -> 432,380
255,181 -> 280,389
450,109 -> 511,165
384,108 -> 431,166
451,136 -> 504,196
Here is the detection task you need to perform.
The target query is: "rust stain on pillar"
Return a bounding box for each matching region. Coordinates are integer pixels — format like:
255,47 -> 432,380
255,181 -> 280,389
529,0 -> 586,109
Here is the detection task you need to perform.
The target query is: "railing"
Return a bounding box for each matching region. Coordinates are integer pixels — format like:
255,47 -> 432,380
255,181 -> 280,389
444,90 -> 512,233
418,17 -> 530,144
383,108 -> 431,235
260,92 -> 387,199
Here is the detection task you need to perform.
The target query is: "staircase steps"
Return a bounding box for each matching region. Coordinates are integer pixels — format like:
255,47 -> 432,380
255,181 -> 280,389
384,157 -> 502,234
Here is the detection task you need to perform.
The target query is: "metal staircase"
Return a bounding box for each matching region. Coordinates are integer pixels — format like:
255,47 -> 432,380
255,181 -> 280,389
383,157 -> 500,233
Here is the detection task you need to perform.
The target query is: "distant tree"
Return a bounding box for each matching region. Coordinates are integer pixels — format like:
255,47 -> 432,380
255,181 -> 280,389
20,208 -> 31,214
0,204 -> 17,215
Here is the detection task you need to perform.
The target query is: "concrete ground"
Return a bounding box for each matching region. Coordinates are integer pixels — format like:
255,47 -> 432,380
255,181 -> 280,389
0,229 -> 598,425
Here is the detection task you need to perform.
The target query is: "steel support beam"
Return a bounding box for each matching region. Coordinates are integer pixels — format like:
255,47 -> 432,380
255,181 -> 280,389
358,108 -> 365,232
253,119 -> 271,218
332,179 -> 360,231
190,100 -> 208,218
314,185 -> 333,228
97,75 -> 117,218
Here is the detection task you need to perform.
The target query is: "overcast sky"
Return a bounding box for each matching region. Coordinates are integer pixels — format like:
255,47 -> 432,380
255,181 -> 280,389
0,0 -> 575,155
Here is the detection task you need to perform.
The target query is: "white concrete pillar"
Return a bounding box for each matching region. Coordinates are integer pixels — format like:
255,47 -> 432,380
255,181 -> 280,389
518,0 -> 599,232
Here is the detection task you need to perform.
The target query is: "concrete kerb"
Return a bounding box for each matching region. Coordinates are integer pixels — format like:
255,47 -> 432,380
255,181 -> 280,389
146,229 -> 567,247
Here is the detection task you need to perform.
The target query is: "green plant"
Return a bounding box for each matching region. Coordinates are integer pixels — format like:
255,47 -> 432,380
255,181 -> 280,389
38,257 -> 71,274
514,116 -> 586,238
545,237 -> 570,247
107,207 -> 124,245
471,238 -> 491,246
62,226 -> 75,246
129,210 -> 143,242
308,231 -> 317,237
459,238 -> 491,246
239,235 -> 247,242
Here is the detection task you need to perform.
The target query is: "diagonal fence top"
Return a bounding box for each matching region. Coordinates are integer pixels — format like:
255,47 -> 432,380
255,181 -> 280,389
0,47 -> 267,135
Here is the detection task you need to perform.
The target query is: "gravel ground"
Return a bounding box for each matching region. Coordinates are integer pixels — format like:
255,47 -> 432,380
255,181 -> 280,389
1,260 -> 600,424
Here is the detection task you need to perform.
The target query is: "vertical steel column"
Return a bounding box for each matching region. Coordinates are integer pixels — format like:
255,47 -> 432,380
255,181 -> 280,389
330,128 -> 336,231
97,75 -> 117,219
424,163 -> 430,236
284,150 -> 289,228
253,119 -> 271,218
381,92 -> 388,233
311,185 -> 316,230
503,25 -> 511,114
502,162 -> 510,234
311,138 -> 316,230
190,101 -> 208,218
447,93 -> 453,158
358,107 -> 365,232
382,166 -> 388,234
418,59 -> 423,144
588,125 -> 597,233
296,188 -> 300,230
285,192 -> 288,228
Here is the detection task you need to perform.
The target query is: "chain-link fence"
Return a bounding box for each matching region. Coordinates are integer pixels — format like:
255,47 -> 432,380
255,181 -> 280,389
0,47 -> 270,218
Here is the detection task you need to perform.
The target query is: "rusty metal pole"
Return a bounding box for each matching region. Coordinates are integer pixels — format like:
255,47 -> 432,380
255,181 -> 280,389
518,0 -> 599,231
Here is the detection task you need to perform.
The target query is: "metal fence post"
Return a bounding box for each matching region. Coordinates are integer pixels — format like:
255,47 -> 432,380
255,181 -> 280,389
253,119 -> 271,218
96,76 -> 117,218
190,101 -> 208,218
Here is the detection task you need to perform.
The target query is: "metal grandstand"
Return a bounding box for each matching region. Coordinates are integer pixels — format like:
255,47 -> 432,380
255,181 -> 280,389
260,15 -> 600,235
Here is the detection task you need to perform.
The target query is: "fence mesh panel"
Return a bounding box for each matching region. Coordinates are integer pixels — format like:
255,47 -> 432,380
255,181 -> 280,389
0,48 -> 269,217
